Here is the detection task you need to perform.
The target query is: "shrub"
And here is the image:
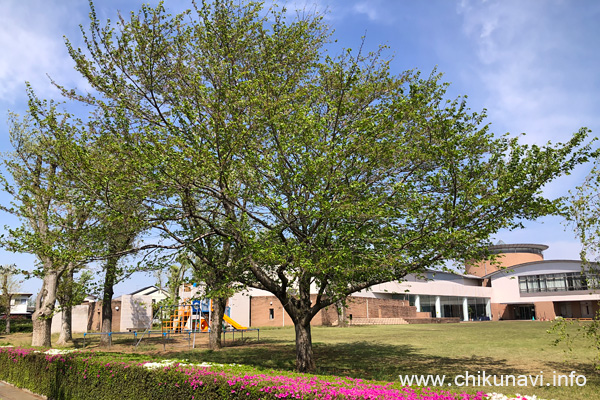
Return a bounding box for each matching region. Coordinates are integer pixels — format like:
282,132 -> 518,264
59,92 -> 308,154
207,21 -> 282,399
0,318 -> 33,333
0,347 -> 487,399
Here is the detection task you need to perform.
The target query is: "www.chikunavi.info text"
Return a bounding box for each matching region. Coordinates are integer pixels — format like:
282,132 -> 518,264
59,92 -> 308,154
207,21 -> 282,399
398,371 -> 586,387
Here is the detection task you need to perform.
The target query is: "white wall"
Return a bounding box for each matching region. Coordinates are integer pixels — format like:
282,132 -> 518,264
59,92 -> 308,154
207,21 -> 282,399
227,288 -> 275,326
119,295 -> 153,330
357,273 -> 492,299
51,304 -> 89,334
9,294 -> 31,314
228,291 -> 252,327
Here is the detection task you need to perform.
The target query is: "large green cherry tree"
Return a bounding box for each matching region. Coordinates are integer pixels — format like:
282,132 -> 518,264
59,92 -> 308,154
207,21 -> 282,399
46,0 -> 595,371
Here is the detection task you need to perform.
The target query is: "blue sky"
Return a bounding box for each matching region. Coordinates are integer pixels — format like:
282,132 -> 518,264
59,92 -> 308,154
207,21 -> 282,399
1,0 -> 599,297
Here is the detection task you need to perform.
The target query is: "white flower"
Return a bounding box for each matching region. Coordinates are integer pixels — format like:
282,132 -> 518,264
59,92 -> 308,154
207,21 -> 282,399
44,348 -> 76,355
486,393 -> 554,400
142,359 -> 224,370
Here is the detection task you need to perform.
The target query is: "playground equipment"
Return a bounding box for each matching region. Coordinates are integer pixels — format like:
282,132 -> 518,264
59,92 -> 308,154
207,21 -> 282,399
134,299 -> 252,349
223,314 -> 247,330
161,300 -> 211,333
160,299 -> 247,333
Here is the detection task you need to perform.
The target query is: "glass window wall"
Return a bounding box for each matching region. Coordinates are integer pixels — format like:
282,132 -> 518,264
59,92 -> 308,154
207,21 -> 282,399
518,272 -> 598,293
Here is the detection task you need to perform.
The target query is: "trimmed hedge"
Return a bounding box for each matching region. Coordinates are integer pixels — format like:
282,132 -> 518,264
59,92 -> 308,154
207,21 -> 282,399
0,348 -> 265,399
0,347 -> 487,400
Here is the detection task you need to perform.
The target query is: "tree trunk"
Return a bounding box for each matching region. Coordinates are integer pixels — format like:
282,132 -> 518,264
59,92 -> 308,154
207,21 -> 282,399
336,301 -> 347,327
100,259 -> 118,347
56,268 -> 74,345
4,309 -> 10,335
2,276 -> 12,334
56,304 -> 72,345
208,296 -> 227,350
294,319 -> 315,372
31,270 -> 60,347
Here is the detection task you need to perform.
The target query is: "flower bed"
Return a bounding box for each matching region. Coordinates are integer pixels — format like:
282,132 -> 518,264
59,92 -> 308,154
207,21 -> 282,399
0,347 -> 545,400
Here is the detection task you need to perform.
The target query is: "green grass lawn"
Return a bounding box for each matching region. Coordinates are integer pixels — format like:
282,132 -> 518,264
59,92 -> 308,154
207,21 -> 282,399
168,321 -> 599,400
1,320 -> 598,399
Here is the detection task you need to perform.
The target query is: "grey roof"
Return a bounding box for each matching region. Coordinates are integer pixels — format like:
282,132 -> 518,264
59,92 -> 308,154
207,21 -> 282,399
422,268 -> 484,280
489,243 -> 549,252
129,285 -> 160,295
481,259 -> 587,279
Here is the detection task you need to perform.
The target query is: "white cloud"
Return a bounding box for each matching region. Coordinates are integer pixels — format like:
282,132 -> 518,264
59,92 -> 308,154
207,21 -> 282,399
457,0 -> 600,145
456,1 -> 600,251
352,1 -> 394,24
0,1 -> 88,103
353,2 -> 379,21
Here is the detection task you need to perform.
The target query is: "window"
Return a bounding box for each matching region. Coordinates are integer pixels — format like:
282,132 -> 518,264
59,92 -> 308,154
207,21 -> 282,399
519,272 -> 594,293
519,278 -> 528,292
546,274 -> 562,291
587,274 -> 600,289
269,308 -> 274,320
553,274 -> 567,291
391,293 -> 417,306
418,295 -> 436,318
467,297 -> 488,320
527,276 -> 540,292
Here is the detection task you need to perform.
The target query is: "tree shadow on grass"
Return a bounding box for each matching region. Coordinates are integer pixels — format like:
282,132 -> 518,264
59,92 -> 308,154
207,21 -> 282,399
169,340 -> 524,382
71,337 -> 85,348
313,341 -> 524,381
169,339 -> 299,371
545,360 -> 600,382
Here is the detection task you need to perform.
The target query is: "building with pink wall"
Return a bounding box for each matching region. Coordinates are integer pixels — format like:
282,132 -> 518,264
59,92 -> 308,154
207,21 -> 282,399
225,243 -> 600,327
485,259 -> 600,320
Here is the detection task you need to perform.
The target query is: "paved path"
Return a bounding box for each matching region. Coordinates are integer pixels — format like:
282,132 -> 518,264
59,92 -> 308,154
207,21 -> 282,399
0,381 -> 46,400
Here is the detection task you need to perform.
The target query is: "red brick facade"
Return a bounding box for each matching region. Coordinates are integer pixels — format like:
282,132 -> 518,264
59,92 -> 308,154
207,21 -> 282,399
249,295 -> 418,327
86,300 -> 122,332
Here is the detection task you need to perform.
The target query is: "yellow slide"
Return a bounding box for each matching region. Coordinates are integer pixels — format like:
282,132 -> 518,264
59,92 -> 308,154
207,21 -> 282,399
223,315 -> 247,330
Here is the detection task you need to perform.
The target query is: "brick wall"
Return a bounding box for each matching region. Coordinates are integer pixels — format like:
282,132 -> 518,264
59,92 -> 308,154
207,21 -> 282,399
491,303 -> 513,320
319,305 -> 340,326
592,301 -> 600,317
249,295 -> 417,327
250,296 -> 294,327
86,300 -> 122,332
88,301 -> 100,331
343,297 -> 415,321
570,301 -> 582,318
350,318 -> 408,325
534,301 -> 556,321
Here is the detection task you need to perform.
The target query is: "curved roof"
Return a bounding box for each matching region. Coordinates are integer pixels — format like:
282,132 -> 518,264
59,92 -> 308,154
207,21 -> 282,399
422,268 -> 484,280
482,259 -> 587,279
489,243 -> 549,253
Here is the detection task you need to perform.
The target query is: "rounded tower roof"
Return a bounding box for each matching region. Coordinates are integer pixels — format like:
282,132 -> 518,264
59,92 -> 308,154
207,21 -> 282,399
488,243 -> 549,255
465,243 -> 548,277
